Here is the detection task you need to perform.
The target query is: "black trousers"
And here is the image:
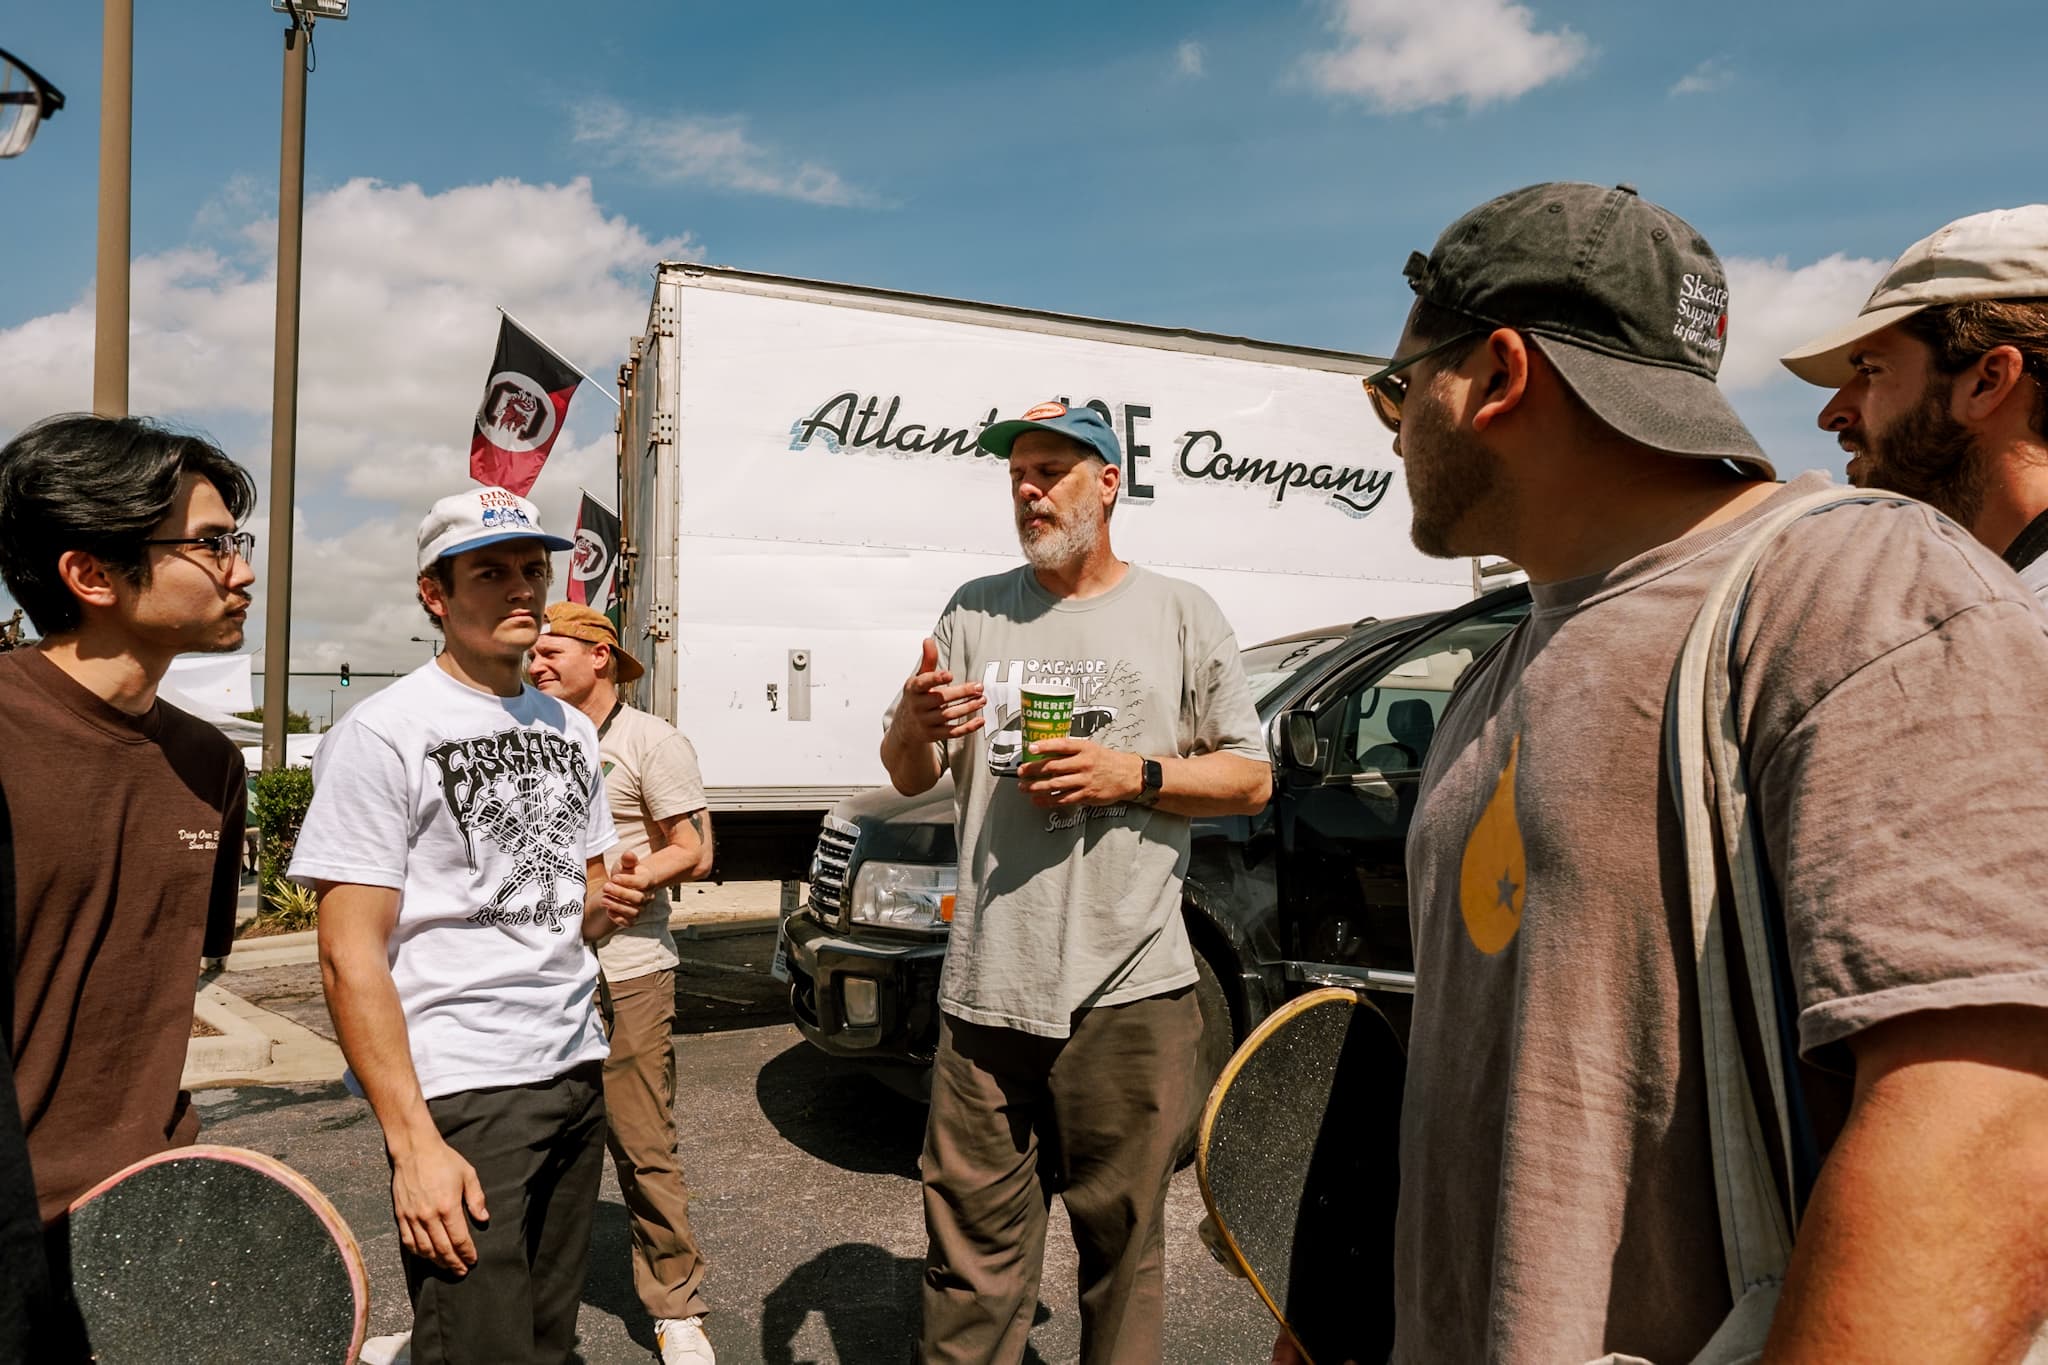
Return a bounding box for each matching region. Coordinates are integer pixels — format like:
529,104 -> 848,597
402,1062 -> 606,1365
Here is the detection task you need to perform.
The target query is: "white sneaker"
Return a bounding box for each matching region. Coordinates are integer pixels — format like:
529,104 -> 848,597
656,1315 -> 716,1365
359,1332 -> 411,1365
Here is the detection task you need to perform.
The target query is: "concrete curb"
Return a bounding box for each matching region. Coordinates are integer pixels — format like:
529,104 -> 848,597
186,985 -> 272,1075
183,982 -> 347,1090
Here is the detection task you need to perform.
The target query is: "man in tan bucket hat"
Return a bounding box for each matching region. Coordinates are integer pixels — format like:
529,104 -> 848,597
530,601 -> 720,1365
1783,206 -> 2048,601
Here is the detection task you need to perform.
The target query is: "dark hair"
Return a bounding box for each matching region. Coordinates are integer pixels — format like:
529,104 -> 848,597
1898,299 -> 2048,436
1403,296 -> 1490,357
0,414 -> 257,636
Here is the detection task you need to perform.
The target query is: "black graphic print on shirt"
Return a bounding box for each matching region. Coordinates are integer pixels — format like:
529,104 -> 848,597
426,728 -> 593,932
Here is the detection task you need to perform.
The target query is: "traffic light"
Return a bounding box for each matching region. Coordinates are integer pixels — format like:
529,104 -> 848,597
339,663 -> 351,688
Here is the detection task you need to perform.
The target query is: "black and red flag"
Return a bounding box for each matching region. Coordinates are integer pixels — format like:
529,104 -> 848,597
568,489 -> 623,627
469,315 -> 584,496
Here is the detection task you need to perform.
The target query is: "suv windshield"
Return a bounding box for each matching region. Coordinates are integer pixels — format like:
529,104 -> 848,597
1241,634 -> 1348,708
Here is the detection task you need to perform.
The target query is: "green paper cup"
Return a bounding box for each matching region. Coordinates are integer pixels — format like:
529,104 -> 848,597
1019,683 -> 1078,754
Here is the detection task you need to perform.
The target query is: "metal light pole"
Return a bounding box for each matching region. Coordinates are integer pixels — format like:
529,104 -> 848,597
260,0 -> 344,772
91,0 -> 132,416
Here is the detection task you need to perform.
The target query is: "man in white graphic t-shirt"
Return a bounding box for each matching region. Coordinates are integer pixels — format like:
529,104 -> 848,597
292,488 -> 653,1365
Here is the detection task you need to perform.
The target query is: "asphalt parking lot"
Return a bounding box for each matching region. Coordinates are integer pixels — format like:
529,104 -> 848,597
203,926 -> 1278,1364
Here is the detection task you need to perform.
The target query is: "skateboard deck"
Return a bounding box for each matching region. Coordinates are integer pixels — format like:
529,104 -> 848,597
1197,987 -> 1406,1365
64,1144 -> 369,1364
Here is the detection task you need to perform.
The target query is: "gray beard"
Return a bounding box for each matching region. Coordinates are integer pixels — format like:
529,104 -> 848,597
1018,500 -> 1103,571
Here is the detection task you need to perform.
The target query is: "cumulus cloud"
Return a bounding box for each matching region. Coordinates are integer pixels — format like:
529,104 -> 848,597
0,176 -> 691,670
1669,58 -> 1734,97
1300,0 -> 1590,113
1718,253 -> 1889,391
570,99 -> 882,208
1176,40 -> 1206,78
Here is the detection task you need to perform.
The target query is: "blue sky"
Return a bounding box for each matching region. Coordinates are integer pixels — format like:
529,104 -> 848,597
4,0 -> 2046,716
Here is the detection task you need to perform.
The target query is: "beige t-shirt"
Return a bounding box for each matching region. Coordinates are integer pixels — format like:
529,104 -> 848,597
1396,474 -> 2048,1362
595,704 -> 708,983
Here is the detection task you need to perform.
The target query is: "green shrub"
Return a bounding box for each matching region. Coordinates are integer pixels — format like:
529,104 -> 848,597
252,766 -> 316,930
260,879 -> 321,934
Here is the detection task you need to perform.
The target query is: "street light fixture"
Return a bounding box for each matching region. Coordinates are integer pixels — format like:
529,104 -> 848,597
0,47 -> 65,158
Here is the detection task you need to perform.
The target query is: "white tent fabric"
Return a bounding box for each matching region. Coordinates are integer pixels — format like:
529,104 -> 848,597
160,654 -> 262,743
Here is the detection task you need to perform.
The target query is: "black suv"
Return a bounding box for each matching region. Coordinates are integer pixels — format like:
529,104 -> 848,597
778,584 -> 1534,1100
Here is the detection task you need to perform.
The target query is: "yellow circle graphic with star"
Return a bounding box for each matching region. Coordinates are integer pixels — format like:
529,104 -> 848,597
1458,735 -> 1526,955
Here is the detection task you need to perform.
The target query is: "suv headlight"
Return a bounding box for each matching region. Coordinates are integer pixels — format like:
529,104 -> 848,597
847,860 -> 956,930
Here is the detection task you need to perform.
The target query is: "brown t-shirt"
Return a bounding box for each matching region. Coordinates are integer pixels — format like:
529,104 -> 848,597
1396,474 -> 2048,1362
1,649 -> 245,1223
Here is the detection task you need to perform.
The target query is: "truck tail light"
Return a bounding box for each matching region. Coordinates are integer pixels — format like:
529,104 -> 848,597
940,895 -> 955,923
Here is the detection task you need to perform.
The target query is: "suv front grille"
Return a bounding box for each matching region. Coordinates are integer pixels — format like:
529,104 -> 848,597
809,816 -> 858,920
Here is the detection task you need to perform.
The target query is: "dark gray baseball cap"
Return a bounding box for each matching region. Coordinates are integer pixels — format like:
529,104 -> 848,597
1403,182 -> 1773,479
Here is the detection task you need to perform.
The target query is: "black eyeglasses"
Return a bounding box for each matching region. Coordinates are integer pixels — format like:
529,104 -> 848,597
1362,329 -> 1488,433
141,530 -> 257,572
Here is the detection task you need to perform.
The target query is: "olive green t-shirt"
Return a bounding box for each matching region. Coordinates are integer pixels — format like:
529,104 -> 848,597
1396,474 -> 2048,1362
931,565 -> 1266,1039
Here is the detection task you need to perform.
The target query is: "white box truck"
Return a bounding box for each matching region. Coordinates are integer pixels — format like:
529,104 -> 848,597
613,264 -> 1483,880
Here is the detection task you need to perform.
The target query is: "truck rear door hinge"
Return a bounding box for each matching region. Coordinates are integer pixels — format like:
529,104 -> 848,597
648,602 -> 675,641
655,303 -> 678,337
652,413 -> 677,444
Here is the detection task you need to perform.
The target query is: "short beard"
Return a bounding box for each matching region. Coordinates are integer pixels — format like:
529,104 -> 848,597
1018,495 -> 1104,571
1851,378 -> 1987,528
1401,383 -> 1503,558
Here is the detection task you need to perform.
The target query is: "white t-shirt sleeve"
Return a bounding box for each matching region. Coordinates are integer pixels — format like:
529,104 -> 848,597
583,735 -> 620,863
289,718 -> 413,889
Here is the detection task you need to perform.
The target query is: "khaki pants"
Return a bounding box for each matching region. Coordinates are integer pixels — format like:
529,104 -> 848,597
600,968 -> 710,1321
917,988 -> 1201,1365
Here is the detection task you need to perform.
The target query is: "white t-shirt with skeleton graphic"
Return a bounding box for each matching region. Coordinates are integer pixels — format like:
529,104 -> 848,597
291,662 -> 617,1099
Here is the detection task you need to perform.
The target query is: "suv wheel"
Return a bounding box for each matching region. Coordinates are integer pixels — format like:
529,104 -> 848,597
1178,942 -> 1237,1167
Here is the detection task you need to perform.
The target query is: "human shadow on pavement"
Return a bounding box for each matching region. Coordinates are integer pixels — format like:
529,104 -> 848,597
761,1242 -> 1052,1365
581,1198 -> 660,1356
754,1041 -> 926,1179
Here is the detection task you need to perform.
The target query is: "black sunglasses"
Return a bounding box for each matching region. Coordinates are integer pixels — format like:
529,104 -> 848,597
141,529 -> 257,572
1362,329 -> 1488,433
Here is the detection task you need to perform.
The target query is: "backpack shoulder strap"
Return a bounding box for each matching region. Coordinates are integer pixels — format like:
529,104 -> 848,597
1665,486 -> 1920,1299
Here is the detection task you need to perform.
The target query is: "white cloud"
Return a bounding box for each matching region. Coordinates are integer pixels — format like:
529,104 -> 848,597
570,99 -> 881,208
0,176 -> 692,671
1300,0 -> 1590,113
1669,58 -> 1734,97
1176,40 -> 1206,78
1718,253 -> 1889,391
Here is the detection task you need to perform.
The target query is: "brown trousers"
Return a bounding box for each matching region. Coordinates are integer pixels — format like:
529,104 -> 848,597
600,968 -> 710,1321
918,988 -> 1201,1365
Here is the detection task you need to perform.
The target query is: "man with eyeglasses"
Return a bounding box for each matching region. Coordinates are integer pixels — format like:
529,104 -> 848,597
1273,184 -> 2048,1364
1780,206 -> 2048,604
0,416 -> 258,1265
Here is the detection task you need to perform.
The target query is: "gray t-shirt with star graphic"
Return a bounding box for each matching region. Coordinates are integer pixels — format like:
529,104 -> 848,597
1396,473 -> 2048,1362
928,564 -> 1266,1039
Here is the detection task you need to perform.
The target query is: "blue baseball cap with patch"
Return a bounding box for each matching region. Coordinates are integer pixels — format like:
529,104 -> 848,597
976,401 -> 1123,469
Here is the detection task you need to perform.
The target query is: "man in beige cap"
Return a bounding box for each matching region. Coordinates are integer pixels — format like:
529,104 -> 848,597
1783,206 -> 2048,600
529,602 -> 718,1365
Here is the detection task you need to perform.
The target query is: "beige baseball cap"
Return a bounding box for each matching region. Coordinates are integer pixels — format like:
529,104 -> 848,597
1781,205 -> 2048,388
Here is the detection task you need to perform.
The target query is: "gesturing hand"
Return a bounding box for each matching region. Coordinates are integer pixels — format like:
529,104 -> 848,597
391,1136 -> 488,1277
894,637 -> 985,744
601,849 -> 650,929
1016,737 -> 1141,809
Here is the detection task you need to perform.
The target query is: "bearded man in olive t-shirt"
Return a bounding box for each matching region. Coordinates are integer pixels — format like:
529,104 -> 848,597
1300,184 -> 2048,1364
881,402 -> 1271,1365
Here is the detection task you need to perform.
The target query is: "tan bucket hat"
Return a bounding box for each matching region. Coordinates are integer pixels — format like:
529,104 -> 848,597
542,601 -> 644,683
1781,205 -> 2048,388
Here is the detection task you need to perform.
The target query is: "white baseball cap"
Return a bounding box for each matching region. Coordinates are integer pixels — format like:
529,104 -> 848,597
416,487 -> 573,574
1781,205 -> 2048,388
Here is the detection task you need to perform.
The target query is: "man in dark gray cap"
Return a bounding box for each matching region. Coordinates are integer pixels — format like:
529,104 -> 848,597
881,401 -> 1271,1365
1290,183 -> 2048,1364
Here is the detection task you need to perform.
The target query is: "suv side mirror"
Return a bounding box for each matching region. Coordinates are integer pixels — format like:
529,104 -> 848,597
1280,710 -> 1320,771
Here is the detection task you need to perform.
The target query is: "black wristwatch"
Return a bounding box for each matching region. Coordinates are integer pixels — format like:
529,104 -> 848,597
1134,757 -> 1164,807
